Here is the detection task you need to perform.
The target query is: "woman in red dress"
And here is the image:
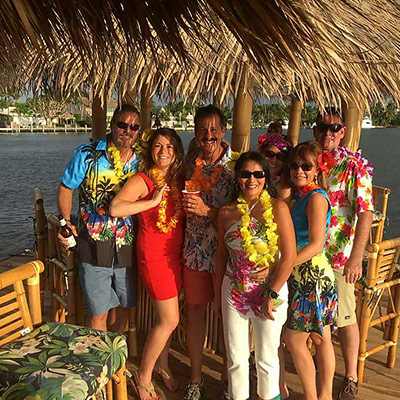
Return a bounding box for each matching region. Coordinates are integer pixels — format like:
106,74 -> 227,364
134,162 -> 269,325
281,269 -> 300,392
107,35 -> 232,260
110,128 -> 184,400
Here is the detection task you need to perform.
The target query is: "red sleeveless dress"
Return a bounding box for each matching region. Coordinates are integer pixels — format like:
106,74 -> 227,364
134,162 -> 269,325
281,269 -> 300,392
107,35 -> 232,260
136,173 -> 184,300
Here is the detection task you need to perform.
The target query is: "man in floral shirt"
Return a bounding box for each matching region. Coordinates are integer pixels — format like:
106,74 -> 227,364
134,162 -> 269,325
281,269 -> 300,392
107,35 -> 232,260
181,105 -> 236,400
58,104 -> 140,333
313,108 -> 373,400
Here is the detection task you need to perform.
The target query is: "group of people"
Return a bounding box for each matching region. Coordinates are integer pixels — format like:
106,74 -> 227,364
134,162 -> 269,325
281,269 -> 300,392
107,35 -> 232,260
58,104 -> 374,400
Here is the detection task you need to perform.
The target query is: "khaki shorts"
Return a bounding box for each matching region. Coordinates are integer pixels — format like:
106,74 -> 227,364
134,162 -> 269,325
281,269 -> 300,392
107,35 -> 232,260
333,268 -> 357,327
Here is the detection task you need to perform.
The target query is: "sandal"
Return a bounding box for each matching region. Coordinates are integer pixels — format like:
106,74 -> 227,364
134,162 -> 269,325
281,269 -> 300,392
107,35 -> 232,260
154,366 -> 178,392
130,370 -> 161,400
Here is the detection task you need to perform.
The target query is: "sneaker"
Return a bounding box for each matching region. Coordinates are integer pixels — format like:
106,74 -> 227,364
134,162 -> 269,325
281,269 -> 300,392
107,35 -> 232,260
337,377 -> 358,400
182,379 -> 205,400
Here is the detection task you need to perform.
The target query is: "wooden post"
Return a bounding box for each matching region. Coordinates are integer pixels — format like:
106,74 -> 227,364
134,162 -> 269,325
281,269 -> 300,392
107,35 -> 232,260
33,187 -> 47,263
140,85 -> 153,131
287,97 -> 302,146
231,71 -> 254,152
341,99 -> 364,152
91,92 -> 107,140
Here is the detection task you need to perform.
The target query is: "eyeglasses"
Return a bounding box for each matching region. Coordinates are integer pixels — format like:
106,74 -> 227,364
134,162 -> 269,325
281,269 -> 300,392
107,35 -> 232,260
116,121 -> 140,131
264,149 -> 286,161
316,122 -> 343,133
267,130 -> 278,134
289,162 -> 315,172
239,170 -> 266,179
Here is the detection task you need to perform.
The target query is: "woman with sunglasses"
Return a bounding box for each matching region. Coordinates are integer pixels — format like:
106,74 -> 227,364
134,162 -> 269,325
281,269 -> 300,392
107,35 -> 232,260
257,132 -> 293,203
214,151 -> 296,400
110,128 -> 185,400
284,141 -> 337,400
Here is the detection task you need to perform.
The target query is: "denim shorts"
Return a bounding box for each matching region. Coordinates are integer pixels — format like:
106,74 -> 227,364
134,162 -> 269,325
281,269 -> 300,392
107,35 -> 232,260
79,262 -> 137,316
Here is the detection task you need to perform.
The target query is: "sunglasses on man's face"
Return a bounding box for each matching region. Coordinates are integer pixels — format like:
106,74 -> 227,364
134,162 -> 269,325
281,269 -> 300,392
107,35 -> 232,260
289,162 -> 315,172
316,122 -> 343,134
116,121 -> 140,131
239,170 -> 266,179
264,149 -> 286,161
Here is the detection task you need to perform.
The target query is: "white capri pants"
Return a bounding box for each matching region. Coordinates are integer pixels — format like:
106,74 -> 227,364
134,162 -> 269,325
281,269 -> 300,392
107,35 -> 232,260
221,275 -> 288,400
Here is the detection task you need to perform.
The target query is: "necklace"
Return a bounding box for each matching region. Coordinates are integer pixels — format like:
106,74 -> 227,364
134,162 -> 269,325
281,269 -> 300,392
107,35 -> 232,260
237,190 -> 279,268
108,141 -> 135,179
149,168 -> 182,233
185,157 -> 224,192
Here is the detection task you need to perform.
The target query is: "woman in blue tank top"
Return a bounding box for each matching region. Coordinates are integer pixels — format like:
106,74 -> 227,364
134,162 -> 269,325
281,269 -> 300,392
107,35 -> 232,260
284,141 -> 337,400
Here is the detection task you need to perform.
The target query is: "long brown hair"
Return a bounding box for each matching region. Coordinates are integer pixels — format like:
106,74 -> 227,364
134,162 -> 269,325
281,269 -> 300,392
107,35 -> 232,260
143,128 -> 185,188
288,140 -> 327,189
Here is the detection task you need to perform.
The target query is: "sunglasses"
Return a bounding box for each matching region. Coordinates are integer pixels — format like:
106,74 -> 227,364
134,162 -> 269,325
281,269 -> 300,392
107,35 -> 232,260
289,162 -> 315,172
116,121 -> 140,131
267,130 -> 278,134
264,149 -> 286,161
316,123 -> 343,133
239,170 -> 266,179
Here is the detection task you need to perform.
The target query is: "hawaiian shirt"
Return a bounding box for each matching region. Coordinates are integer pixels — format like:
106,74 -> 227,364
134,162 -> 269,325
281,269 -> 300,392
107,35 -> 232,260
324,146 -> 374,269
61,135 -> 139,251
183,144 -> 236,273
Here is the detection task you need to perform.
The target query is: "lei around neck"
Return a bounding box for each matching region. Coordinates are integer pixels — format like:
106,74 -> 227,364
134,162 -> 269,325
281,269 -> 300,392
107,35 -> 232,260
149,168 -> 182,233
237,190 -> 279,268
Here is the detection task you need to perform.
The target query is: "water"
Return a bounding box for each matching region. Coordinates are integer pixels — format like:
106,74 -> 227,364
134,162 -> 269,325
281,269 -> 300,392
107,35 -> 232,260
0,129 -> 399,261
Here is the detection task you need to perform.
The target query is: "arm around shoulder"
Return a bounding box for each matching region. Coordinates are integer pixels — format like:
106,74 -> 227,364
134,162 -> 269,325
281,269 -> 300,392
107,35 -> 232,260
109,174 -> 150,217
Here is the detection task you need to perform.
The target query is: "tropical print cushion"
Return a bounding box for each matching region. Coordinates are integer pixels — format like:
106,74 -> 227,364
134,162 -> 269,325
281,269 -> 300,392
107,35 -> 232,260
0,322 -> 127,400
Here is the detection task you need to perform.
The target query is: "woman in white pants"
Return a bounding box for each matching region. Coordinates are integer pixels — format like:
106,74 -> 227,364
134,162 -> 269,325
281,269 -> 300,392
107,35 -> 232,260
214,151 -> 296,400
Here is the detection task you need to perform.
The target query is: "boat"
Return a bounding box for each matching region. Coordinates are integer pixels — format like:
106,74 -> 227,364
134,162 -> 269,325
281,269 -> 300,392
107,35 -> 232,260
361,118 -> 375,128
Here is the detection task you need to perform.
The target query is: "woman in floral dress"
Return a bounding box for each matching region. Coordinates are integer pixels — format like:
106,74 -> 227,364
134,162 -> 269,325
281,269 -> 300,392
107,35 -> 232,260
110,128 -> 184,400
283,141 -> 337,400
214,151 -> 296,400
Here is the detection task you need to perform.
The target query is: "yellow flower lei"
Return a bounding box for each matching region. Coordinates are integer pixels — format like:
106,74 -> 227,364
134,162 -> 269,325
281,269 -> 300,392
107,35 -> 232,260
108,141 -> 135,180
149,168 -> 182,233
237,190 -> 279,268
226,150 -> 241,172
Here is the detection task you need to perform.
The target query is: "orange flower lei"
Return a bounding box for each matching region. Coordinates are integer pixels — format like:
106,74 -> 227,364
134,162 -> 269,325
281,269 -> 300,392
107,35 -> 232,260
149,168 -> 182,233
186,157 -> 224,192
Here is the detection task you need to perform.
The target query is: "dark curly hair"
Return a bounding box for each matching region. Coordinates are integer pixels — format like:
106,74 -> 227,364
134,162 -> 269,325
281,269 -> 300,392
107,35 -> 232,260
143,128 -> 185,188
234,151 -> 277,198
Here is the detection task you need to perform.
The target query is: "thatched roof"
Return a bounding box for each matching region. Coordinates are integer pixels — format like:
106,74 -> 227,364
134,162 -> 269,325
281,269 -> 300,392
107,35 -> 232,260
1,1 -> 400,107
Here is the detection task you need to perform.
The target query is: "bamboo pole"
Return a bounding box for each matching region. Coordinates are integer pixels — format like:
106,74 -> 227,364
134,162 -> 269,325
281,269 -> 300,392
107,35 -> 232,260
287,97 -> 302,146
26,261 -> 43,325
140,84 -> 153,131
341,99 -> 364,152
231,69 -> 254,152
92,92 -> 107,140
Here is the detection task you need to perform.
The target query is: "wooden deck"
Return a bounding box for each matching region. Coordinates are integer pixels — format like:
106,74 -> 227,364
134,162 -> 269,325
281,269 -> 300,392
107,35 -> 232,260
126,329 -> 400,400
1,255 -> 399,400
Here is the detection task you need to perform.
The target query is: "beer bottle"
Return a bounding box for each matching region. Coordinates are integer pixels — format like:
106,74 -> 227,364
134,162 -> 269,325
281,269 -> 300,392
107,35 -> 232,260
59,218 -> 77,250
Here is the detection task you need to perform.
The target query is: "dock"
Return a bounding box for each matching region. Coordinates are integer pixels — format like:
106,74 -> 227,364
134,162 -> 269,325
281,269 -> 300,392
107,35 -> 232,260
1,254 -> 399,399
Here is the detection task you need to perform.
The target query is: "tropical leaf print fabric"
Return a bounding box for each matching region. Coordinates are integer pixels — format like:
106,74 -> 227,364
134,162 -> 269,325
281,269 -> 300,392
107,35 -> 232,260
0,322 -> 127,400
287,253 -> 337,335
325,147 -> 374,269
289,188 -> 337,335
61,136 -> 139,250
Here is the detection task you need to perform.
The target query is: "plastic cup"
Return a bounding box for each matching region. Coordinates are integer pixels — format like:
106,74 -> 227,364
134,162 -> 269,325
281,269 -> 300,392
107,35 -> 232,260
182,190 -> 200,214
182,190 -> 200,197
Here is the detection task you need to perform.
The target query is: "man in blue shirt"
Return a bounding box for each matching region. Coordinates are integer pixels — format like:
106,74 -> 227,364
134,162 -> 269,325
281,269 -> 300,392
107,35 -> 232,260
58,104 -> 140,332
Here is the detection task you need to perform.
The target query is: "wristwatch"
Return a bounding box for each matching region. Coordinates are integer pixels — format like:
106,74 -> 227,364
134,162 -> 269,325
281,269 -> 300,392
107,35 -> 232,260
267,289 -> 279,300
